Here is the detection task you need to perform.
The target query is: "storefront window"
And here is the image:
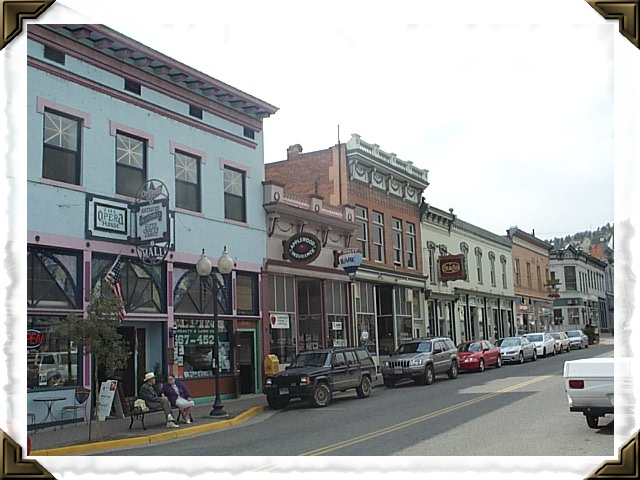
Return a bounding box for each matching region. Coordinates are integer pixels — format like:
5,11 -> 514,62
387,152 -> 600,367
28,248 -> 81,309
268,274 -> 296,363
236,273 -> 259,316
326,281 -> 348,347
28,316 -> 80,389
173,318 -> 232,378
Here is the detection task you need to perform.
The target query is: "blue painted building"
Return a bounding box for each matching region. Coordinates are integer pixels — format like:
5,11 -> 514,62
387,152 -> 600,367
27,24 -> 277,428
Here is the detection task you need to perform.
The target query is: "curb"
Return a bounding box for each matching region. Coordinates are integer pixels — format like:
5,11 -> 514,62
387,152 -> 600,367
31,406 -> 266,456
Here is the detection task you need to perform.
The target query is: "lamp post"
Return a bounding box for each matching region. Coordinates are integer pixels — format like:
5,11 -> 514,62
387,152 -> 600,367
196,246 -> 234,417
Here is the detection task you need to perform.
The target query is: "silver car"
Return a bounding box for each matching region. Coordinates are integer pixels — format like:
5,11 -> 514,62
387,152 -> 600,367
550,331 -> 571,353
566,330 -> 589,349
495,336 -> 537,364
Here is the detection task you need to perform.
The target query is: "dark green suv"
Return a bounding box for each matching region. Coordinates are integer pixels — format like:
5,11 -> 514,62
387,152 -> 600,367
263,347 -> 377,409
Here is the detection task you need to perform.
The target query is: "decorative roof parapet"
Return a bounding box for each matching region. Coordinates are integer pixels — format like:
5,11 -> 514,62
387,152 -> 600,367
346,133 -> 429,185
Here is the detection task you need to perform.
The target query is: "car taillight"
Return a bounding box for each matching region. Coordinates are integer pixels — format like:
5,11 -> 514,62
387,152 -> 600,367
569,380 -> 584,389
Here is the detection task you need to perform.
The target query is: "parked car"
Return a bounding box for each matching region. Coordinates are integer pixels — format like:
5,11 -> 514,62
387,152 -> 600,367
495,336 -> 537,364
566,330 -> 589,349
381,337 -> 459,388
523,332 -> 557,357
457,340 -> 502,372
263,347 -> 377,409
550,331 -> 571,353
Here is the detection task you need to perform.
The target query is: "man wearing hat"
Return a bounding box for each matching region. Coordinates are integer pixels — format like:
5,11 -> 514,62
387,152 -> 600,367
139,372 -> 179,428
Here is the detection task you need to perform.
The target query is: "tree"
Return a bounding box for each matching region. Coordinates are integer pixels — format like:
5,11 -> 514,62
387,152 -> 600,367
59,289 -> 130,441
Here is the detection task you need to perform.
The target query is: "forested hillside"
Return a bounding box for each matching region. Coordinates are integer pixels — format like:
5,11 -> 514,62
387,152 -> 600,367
546,223 -> 613,251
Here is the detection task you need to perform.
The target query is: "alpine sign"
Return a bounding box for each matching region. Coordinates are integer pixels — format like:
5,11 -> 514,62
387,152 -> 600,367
337,248 -> 363,281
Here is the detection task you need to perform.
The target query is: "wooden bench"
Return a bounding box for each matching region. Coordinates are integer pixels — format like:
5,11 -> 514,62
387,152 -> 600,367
122,396 -> 178,430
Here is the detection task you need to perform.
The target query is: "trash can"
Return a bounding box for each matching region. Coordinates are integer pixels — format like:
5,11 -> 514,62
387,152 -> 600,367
264,355 -> 280,375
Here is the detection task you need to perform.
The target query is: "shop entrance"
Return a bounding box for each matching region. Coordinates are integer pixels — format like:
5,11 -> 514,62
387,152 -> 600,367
297,279 -> 323,351
376,285 -> 394,356
237,330 -> 256,394
115,327 -> 145,397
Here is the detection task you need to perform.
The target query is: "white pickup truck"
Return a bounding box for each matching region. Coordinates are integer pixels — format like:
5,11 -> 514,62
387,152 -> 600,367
563,358 -> 614,429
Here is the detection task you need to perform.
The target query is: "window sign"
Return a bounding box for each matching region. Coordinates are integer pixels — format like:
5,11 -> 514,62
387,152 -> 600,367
269,314 -> 290,329
174,318 -> 231,378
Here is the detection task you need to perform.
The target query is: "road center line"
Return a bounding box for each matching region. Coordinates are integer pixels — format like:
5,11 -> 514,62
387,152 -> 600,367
301,374 -> 554,456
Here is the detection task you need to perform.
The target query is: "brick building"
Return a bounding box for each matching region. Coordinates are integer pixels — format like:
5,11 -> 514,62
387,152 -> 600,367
266,134 -> 429,367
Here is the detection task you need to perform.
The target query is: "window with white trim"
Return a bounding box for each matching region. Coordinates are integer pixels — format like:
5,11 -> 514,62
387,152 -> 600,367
174,150 -> 201,212
355,206 -> 369,259
406,222 -> 416,269
43,109 -> 82,185
373,211 -> 385,263
116,131 -> 146,197
224,166 -> 246,222
392,218 -> 403,266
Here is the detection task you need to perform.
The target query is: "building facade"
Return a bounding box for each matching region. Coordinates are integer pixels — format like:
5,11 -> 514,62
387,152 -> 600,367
27,24 -> 276,428
262,181 -> 358,367
421,205 -> 517,344
265,134 -> 429,367
505,227 -> 554,333
549,245 -> 609,332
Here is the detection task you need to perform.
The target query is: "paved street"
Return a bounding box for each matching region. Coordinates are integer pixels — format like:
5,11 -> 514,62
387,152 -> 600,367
86,343 -> 614,459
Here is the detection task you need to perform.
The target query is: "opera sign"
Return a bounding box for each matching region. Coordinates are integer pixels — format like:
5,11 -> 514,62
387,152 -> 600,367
438,254 -> 467,282
337,248 -> 363,281
284,233 -> 321,264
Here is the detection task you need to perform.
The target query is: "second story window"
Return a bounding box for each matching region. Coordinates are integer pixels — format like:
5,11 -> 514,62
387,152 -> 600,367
537,265 -> 542,291
489,252 -> 496,287
116,132 -> 146,197
426,242 -> 436,285
392,218 -> 403,266
224,166 -> 246,222
460,243 -> 469,282
373,211 -> 385,263
174,150 -> 201,212
43,109 -> 81,185
500,255 -> 508,289
406,222 -> 416,269
514,258 -> 521,286
526,262 -> 532,288
475,247 -> 483,284
355,206 -> 369,259
564,266 -> 577,290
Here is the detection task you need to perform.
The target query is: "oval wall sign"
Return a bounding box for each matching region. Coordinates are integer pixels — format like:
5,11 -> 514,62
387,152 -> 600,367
284,233 -> 321,264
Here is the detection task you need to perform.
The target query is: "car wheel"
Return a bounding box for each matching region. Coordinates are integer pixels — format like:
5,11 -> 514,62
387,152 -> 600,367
532,349 -> 538,361
266,395 -> 289,410
585,342 -> 589,349
552,346 -> 557,356
542,348 -> 547,358
356,376 -> 372,398
518,352 -> 525,364
425,364 -> 435,385
478,359 -> 485,373
447,361 -> 459,380
586,415 -> 599,429
310,383 -> 332,407
495,356 -> 502,368
383,378 -> 396,389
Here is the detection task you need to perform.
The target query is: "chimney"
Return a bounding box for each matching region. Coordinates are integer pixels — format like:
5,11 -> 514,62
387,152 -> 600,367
287,144 -> 303,160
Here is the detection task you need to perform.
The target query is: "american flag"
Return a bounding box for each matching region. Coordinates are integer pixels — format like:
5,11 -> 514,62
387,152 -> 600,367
105,255 -> 126,322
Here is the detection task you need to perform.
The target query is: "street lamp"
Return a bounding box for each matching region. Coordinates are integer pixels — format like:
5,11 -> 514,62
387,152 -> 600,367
196,246 -> 234,417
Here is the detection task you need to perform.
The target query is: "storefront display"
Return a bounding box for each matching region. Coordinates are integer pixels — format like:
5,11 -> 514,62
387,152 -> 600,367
174,318 -> 232,378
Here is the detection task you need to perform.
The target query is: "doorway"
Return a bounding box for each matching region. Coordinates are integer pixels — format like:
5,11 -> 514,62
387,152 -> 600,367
237,330 -> 256,394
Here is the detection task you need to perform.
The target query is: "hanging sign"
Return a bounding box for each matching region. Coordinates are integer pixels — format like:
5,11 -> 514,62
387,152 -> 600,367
133,179 -> 172,265
337,248 -> 363,281
438,254 -> 467,282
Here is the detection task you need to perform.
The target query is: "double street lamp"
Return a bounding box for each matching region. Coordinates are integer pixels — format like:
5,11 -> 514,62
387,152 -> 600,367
196,246 -> 234,417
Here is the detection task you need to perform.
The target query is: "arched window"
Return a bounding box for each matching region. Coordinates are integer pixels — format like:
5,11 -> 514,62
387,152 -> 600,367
460,243 -> 469,283
28,248 -> 81,310
475,247 -> 483,284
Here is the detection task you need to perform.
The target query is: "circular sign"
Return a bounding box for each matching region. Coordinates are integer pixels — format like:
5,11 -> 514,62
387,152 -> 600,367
27,329 -> 43,349
285,233 -> 321,264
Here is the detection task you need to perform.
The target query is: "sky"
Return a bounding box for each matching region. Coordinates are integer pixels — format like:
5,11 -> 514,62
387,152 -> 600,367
38,1 -> 616,240
4,1 -> 638,479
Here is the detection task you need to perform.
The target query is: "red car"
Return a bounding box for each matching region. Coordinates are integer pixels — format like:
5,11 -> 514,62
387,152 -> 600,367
457,340 -> 502,372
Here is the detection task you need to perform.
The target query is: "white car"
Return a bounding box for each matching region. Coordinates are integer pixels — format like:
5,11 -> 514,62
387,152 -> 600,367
566,330 -> 589,349
522,332 -> 557,357
550,331 -> 571,353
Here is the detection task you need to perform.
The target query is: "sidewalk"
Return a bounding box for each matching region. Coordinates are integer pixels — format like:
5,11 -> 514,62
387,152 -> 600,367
30,393 -> 270,456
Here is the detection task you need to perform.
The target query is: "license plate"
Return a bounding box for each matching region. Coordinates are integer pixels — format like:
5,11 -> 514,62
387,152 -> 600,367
279,388 -> 289,395
394,367 -> 403,374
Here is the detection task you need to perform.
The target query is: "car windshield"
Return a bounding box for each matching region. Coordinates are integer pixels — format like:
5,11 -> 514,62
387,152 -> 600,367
550,333 -> 561,339
496,338 -> 520,347
458,342 -> 482,353
396,341 -> 432,354
291,352 -> 329,367
525,334 -> 543,342
566,331 -> 579,337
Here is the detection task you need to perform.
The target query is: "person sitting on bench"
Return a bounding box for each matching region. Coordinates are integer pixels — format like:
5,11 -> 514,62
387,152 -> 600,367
139,372 -> 178,428
162,375 -> 195,424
